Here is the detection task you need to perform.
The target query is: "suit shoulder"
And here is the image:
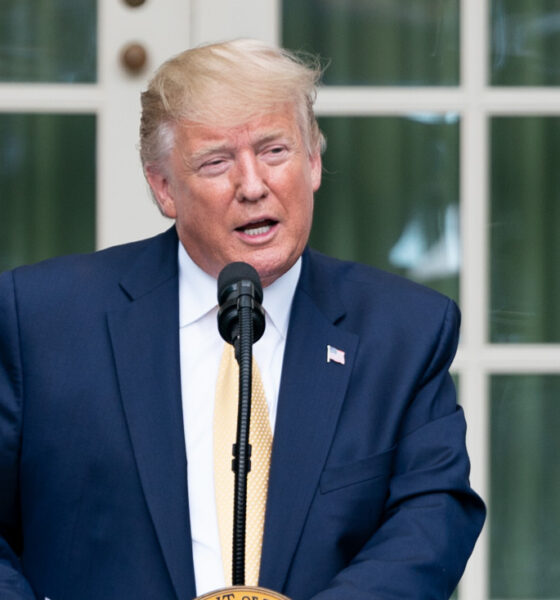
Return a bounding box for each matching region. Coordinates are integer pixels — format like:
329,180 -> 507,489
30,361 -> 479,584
307,248 -> 453,306
6,229 -> 170,284
2,228 -> 176,307
304,248 -> 459,336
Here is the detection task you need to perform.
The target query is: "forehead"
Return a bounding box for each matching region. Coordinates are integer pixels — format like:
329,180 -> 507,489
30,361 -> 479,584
175,108 -> 304,152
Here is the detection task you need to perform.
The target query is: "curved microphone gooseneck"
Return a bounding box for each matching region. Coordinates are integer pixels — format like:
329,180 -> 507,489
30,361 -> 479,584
217,262 -> 265,586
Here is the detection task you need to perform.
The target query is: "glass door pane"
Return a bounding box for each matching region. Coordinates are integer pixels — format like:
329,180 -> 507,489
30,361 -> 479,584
282,0 -> 460,86
0,0 -> 96,83
491,1 -> 560,86
311,115 -> 460,301
490,117 -> 560,343
490,375 -> 560,598
0,114 -> 96,271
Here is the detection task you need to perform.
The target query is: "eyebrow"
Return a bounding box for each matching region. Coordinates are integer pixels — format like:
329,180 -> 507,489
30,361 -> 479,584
188,130 -> 295,165
252,130 -> 293,147
188,144 -> 233,165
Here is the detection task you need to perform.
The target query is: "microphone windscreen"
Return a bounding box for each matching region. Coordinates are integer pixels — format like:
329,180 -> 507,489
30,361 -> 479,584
217,262 -> 263,306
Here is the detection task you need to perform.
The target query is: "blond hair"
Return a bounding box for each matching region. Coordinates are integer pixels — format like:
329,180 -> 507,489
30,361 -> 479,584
140,39 -> 325,171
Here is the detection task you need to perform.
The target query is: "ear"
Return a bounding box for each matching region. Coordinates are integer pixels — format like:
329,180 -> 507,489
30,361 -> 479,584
145,165 -> 177,219
309,150 -> 322,192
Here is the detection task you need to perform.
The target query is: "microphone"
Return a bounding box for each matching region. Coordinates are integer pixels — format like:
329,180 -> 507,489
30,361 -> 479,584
216,261 -> 266,586
217,262 -> 265,348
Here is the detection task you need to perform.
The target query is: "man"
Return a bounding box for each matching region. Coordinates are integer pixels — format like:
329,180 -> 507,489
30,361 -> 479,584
0,40 -> 485,600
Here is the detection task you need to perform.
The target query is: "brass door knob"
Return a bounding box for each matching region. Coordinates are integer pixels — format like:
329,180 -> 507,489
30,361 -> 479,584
121,43 -> 148,74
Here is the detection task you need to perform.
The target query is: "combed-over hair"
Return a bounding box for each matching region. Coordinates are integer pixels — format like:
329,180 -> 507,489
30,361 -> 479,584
139,39 -> 325,171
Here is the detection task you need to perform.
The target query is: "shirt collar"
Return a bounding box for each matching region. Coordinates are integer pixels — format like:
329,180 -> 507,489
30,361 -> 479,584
178,244 -> 219,327
178,243 -> 301,338
261,256 -> 301,340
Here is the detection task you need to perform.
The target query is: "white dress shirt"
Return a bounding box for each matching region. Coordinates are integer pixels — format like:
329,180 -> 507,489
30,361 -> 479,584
178,243 -> 301,595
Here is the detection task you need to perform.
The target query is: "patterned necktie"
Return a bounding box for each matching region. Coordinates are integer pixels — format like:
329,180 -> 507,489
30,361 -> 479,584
214,343 -> 272,586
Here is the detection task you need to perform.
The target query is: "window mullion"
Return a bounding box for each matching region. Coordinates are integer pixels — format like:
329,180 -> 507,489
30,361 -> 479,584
457,0 -> 490,597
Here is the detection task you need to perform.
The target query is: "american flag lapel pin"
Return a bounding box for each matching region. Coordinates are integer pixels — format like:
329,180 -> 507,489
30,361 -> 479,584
327,345 -> 345,365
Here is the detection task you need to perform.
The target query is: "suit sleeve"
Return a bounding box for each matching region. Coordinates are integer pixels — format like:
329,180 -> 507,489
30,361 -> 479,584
311,299 -> 486,600
0,272 -> 38,600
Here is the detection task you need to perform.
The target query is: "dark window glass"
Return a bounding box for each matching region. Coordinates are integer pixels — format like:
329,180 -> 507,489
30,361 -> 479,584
311,115 -> 460,301
282,0 -> 460,86
0,114 -> 96,271
491,1 -> 560,86
490,375 -> 560,597
0,1 -> 96,83
490,117 -> 560,343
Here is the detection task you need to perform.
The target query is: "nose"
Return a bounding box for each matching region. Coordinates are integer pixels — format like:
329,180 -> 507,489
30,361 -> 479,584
235,152 -> 268,202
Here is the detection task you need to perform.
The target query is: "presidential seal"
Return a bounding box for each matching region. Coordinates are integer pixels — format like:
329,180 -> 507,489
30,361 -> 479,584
196,585 -> 290,600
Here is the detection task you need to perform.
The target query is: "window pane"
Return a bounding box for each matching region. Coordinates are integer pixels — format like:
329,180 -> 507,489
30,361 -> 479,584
282,0 -> 460,86
490,117 -> 560,343
490,375 -> 560,598
311,116 -> 460,301
491,1 -> 560,86
0,0 -> 96,83
0,114 -> 96,271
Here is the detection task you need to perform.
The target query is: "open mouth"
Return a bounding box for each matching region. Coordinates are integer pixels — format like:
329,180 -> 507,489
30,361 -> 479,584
236,219 -> 278,237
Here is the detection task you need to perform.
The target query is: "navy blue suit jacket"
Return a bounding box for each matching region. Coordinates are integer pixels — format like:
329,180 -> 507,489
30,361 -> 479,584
0,227 -> 485,600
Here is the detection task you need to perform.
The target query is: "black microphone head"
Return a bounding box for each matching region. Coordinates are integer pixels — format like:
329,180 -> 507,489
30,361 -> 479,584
217,262 -> 265,345
217,262 -> 263,306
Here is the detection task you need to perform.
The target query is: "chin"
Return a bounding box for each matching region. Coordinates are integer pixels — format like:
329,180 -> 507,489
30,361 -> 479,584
255,260 -> 293,287
235,247 -> 301,287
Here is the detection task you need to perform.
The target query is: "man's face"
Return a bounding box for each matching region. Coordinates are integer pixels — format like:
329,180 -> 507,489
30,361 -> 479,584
147,107 -> 322,287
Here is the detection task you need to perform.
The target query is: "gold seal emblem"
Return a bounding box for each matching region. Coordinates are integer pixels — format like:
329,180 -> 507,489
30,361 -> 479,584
196,585 -> 290,600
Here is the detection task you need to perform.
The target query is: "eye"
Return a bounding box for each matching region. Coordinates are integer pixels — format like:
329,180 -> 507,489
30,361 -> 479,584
198,156 -> 229,175
206,158 -> 224,166
263,144 -> 289,163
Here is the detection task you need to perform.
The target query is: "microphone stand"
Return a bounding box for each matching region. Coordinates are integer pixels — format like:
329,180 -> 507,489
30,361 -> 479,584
232,294 -> 254,586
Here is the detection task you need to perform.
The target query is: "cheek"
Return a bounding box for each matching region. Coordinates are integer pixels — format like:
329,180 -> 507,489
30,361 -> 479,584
302,201 -> 314,235
176,183 -> 229,224
297,182 -> 315,224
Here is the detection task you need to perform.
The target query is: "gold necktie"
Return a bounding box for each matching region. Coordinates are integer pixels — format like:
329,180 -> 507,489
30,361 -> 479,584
214,343 -> 272,586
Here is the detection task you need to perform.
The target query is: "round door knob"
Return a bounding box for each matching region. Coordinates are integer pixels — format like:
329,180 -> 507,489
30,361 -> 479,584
121,43 -> 148,74
123,0 -> 146,7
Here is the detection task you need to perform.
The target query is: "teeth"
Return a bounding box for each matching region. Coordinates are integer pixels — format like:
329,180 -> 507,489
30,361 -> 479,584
243,224 -> 272,236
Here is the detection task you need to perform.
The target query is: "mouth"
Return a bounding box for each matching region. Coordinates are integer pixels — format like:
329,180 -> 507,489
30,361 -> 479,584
235,219 -> 278,237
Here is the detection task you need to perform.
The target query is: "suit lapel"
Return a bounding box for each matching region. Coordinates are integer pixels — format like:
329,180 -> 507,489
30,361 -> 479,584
260,250 -> 358,592
107,228 -> 196,600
